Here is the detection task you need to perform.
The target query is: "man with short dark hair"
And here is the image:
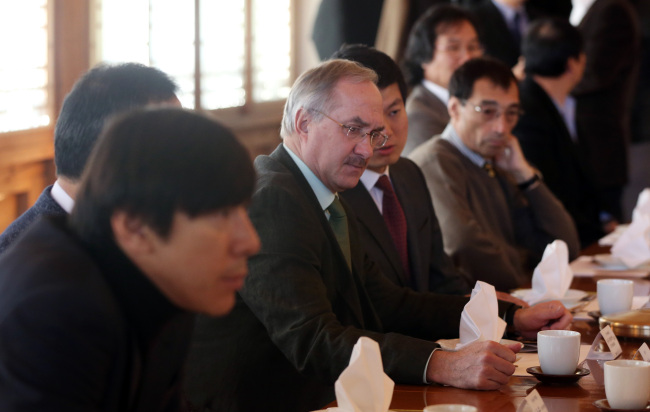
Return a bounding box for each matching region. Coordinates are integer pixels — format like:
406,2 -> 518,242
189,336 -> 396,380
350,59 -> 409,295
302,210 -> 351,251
0,108 -> 260,411
401,4 -> 483,155
513,17 -> 606,247
334,44 -> 472,294
184,58 -> 573,412
0,63 -> 180,254
409,57 -> 580,291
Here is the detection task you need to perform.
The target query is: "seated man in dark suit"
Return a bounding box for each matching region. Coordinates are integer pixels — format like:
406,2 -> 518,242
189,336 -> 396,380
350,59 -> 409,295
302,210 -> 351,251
183,58 -> 572,412
409,57 -> 580,292
0,63 -> 180,254
0,108 -> 261,411
334,44 -> 525,307
513,18 -> 608,247
334,44 -> 472,295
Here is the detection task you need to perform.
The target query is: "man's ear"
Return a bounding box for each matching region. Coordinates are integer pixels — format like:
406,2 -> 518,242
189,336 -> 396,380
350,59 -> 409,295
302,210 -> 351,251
295,108 -> 312,138
110,211 -> 155,255
448,96 -> 461,120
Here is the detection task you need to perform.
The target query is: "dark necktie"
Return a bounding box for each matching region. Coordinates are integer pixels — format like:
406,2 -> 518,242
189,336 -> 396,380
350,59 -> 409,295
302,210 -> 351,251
327,197 -> 351,270
483,162 -> 496,178
511,11 -> 522,51
375,175 -> 410,277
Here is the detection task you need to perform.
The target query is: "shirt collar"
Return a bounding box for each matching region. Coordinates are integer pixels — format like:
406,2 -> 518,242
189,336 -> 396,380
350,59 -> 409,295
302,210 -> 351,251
491,0 -> 525,22
422,80 -> 450,104
441,123 -> 488,168
551,95 -> 578,141
283,143 -> 336,210
359,167 -> 390,192
51,180 -> 75,213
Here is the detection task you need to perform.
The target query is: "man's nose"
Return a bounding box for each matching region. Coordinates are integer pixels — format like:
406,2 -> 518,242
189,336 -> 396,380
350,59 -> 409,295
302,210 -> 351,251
354,134 -> 374,157
491,112 -> 509,134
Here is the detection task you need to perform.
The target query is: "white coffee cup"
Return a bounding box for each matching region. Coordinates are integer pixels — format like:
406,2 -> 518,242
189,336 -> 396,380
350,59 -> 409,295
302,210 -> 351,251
537,330 -> 580,375
423,405 -> 477,412
604,360 -> 650,409
597,279 -> 634,315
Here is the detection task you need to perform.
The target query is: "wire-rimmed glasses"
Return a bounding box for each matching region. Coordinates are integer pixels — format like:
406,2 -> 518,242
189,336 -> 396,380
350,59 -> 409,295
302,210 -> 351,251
311,109 -> 389,149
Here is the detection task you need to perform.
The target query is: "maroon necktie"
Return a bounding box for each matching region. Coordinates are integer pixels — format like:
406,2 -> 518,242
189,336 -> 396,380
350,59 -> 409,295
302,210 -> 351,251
375,175 -> 410,277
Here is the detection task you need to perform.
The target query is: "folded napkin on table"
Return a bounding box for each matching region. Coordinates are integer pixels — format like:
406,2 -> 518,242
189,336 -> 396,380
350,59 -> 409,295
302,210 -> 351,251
525,240 -> 573,305
632,188 -> 650,222
327,337 -> 394,412
611,214 -> 650,268
456,281 -> 507,349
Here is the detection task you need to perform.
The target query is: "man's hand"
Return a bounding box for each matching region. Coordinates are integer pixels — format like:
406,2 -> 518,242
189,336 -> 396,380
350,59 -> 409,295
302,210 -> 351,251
426,341 -> 521,390
512,301 -> 572,339
493,134 -> 535,183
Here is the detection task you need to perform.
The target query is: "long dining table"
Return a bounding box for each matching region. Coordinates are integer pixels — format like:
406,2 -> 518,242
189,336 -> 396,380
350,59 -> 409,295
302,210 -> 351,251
327,243 -> 650,411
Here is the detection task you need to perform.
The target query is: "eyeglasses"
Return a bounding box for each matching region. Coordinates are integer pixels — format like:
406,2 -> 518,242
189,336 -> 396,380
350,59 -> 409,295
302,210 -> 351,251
437,43 -> 483,57
462,100 -> 524,124
311,109 -> 389,149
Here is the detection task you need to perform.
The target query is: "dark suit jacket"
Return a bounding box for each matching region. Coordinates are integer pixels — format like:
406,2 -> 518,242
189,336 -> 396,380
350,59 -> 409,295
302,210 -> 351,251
514,77 -> 604,247
341,158 -> 471,294
455,0 -> 571,19
311,0 -> 384,60
404,84 -> 450,156
0,216 -> 193,412
572,0 -> 640,191
466,0 -> 523,67
0,185 -> 65,255
184,145 -> 516,412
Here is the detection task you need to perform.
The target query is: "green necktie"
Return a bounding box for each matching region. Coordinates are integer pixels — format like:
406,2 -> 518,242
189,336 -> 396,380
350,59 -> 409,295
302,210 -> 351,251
327,197 -> 352,270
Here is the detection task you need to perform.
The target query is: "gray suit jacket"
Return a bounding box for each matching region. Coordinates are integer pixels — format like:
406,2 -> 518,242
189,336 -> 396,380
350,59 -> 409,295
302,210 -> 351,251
404,84 -> 449,156
184,145 -> 511,412
341,157 -> 471,294
409,137 -> 580,291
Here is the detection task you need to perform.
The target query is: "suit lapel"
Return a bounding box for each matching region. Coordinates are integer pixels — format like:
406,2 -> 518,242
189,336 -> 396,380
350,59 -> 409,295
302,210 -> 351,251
526,79 -> 592,180
343,183 -> 407,287
269,145 -> 366,326
389,161 -> 427,291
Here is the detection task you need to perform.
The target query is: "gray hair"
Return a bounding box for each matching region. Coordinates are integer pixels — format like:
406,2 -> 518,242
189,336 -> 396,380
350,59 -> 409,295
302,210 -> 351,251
280,59 -> 378,139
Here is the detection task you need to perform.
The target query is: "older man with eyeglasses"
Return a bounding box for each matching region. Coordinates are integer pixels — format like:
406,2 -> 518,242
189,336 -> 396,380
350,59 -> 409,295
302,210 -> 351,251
184,58 -> 574,412
409,57 -> 580,292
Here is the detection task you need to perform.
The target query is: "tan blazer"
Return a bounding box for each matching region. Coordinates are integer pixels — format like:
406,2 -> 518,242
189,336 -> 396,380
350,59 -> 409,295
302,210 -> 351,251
404,84 -> 450,156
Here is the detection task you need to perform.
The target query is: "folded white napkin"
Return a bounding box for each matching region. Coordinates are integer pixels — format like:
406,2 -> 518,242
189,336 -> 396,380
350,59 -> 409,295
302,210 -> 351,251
328,337 -> 394,412
611,214 -> 650,268
526,240 -> 573,305
456,281 -> 507,349
632,188 -> 650,222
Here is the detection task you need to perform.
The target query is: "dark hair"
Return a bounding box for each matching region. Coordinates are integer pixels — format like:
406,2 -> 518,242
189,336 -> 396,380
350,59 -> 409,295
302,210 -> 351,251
401,4 -> 479,86
523,17 -> 583,77
54,63 -> 178,180
331,44 -> 408,102
449,57 -> 518,100
70,108 -> 255,241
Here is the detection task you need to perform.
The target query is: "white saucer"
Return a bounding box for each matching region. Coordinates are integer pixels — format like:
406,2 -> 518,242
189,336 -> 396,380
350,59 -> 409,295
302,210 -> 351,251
511,288 -> 588,308
592,254 -> 630,270
436,338 -> 523,351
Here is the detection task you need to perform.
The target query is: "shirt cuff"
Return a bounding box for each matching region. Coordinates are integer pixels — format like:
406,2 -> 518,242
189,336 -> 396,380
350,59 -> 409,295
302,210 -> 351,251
423,347 -> 442,384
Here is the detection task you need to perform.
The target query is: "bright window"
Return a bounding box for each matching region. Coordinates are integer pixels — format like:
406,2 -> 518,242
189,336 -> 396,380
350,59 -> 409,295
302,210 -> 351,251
0,0 -> 51,132
92,0 -> 292,110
